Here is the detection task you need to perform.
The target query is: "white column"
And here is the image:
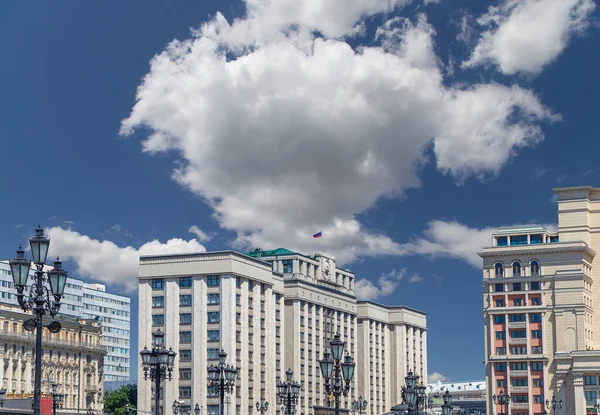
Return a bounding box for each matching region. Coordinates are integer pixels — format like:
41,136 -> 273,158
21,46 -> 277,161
192,276 -> 208,413
573,374 -> 585,415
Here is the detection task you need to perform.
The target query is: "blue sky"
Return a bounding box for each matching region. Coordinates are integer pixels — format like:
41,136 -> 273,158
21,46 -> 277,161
1,0 -> 599,385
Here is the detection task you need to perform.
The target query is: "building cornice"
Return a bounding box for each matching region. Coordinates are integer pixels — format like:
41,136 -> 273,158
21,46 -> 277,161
478,241 -> 595,259
140,250 -> 272,269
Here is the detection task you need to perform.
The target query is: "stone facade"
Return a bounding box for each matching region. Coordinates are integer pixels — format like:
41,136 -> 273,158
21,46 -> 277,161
0,304 -> 107,413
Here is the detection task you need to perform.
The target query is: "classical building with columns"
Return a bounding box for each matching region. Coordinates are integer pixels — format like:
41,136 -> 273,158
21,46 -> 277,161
138,248 -> 427,415
0,303 -> 107,413
480,186 -> 600,415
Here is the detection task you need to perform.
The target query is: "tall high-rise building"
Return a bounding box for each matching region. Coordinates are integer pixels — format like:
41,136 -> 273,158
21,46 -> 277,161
0,261 -> 131,384
138,248 -> 427,415
481,186 -> 600,415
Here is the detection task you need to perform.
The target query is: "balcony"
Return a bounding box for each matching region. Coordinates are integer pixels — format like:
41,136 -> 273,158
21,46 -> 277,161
508,321 -> 527,329
511,386 -> 529,393
85,384 -> 98,394
511,402 -> 530,410
508,337 -> 527,345
510,370 -> 528,377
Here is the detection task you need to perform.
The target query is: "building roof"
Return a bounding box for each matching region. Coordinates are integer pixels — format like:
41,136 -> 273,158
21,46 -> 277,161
356,300 -> 426,316
427,380 -> 485,394
245,248 -> 300,258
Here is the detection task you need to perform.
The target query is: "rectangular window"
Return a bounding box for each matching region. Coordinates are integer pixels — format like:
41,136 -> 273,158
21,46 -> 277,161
513,283 -> 522,291
530,234 -> 542,244
531,329 -> 542,338
208,348 -> 220,360
180,331 -> 192,343
495,299 -> 505,307
208,330 -> 220,341
531,346 -> 543,354
509,314 -> 526,322
208,312 -> 220,323
152,314 -> 164,326
179,368 -> 192,380
531,281 -> 541,290
152,279 -> 165,290
496,379 -> 507,388
207,275 -> 220,287
180,313 -> 192,325
208,293 -> 220,304
510,330 -> 526,338
513,298 -> 522,306
495,283 -> 504,292
510,235 -> 528,245
282,260 -> 293,273
586,391 -> 598,406
497,236 -> 508,246
248,297 -> 253,308
585,375 -> 597,385
495,347 -> 506,355
236,277 -> 243,288
530,313 -> 542,322
179,386 -> 192,398
494,315 -> 506,324
531,362 -> 544,371
495,363 -> 507,372
180,350 -> 192,361
236,294 -> 241,305
531,297 -> 541,305
495,331 -> 506,340
179,277 -> 193,287
532,378 -> 544,387
152,296 -> 165,308
180,295 -> 192,307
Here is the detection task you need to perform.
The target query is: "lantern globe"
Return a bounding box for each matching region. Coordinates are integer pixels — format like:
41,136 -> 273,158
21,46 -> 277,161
341,355 -> 355,381
29,227 -> 50,265
48,259 -> 68,297
140,347 -> 152,365
286,368 -> 293,382
153,329 -> 165,347
168,348 -> 177,366
330,333 -> 345,361
194,403 -> 200,415
9,248 -> 30,288
219,350 -> 227,366
319,352 -> 333,379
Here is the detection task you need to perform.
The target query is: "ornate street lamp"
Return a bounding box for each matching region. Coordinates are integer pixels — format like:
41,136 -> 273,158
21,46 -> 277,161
545,394 -> 563,415
173,400 -> 184,415
319,333 -> 356,415
278,368 -> 300,415
194,404 -> 201,415
401,372 -> 429,414
352,396 -> 368,415
51,382 -> 64,415
493,389 -> 510,415
441,390 -> 452,415
9,227 -> 68,415
141,329 -> 177,415
0,388 -> 6,407
256,399 -> 269,414
208,349 -> 237,415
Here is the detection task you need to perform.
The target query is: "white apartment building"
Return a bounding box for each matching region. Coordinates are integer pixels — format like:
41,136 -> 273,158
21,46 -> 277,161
480,186 -> 600,415
356,301 -> 427,415
0,261 -> 131,384
138,248 -> 427,415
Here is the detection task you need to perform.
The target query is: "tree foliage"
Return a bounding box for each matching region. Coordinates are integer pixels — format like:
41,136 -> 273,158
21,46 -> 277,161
104,384 -> 137,415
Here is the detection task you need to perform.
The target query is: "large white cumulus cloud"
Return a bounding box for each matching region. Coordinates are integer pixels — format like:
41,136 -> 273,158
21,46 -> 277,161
120,1 -> 558,263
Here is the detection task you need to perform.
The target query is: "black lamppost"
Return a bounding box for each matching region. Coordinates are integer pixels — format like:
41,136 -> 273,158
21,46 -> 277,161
441,391 -> 452,415
9,227 -> 69,415
140,329 -> 177,415
277,368 -> 300,415
401,372 -> 418,414
319,333 -> 356,415
0,388 -> 6,407
492,390 -> 510,415
352,396 -> 367,415
194,403 -> 201,415
208,349 -> 237,415
256,399 -> 269,414
545,394 -> 563,415
416,383 -> 429,413
51,382 -> 64,415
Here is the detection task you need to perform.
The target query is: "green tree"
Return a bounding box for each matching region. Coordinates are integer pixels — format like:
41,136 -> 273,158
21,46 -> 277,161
104,384 -> 137,415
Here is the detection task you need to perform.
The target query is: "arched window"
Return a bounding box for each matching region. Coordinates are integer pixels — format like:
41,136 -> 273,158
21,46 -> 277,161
531,260 -> 540,276
495,263 -> 504,278
513,262 -> 521,277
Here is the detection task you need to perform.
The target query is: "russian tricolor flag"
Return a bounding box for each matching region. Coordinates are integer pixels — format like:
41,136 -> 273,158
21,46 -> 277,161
313,231 -> 322,238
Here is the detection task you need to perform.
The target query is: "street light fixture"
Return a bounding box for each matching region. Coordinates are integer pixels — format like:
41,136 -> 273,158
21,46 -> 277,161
278,368 -> 300,415
51,382 -> 64,415
352,396 -> 368,415
194,404 -> 201,415
401,373 -> 429,414
493,389 -> 510,415
256,399 -> 269,414
320,333 -> 356,415
545,394 -> 563,415
141,329 -> 177,415
173,400 -> 185,415
0,388 -> 6,407
441,390 -> 452,415
208,349 -> 237,415
10,227 -> 68,415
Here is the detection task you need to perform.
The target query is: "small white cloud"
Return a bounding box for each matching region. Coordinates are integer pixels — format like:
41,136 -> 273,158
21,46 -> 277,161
463,0 -> 596,75
583,169 -> 595,177
46,227 -> 206,292
428,372 -> 449,383
110,224 -> 133,238
556,174 -> 567,183
188,225 -> 215,242
355,269 -> 406,301
409,274 -> 424,284
531,168 -> 548,180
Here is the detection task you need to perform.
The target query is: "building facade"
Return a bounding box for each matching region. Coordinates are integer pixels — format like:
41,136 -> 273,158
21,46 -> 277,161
0,304 -> 107,413
480,186 -> 600,415
138,248 -> 427,415
0,261 -> 131,384
356,301 -> 427,415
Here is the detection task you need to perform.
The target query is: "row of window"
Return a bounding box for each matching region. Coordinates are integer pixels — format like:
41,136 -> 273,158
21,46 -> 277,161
494,313 -> 542,324
495,362 -> 544,372
496,346 -> 544,355
494,296 -> 542,307
494,281 -> 541,292
496,378 -> 544,388
175,330 -> 220,343
152,276 -> 220,290
495,261 -> 540,278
